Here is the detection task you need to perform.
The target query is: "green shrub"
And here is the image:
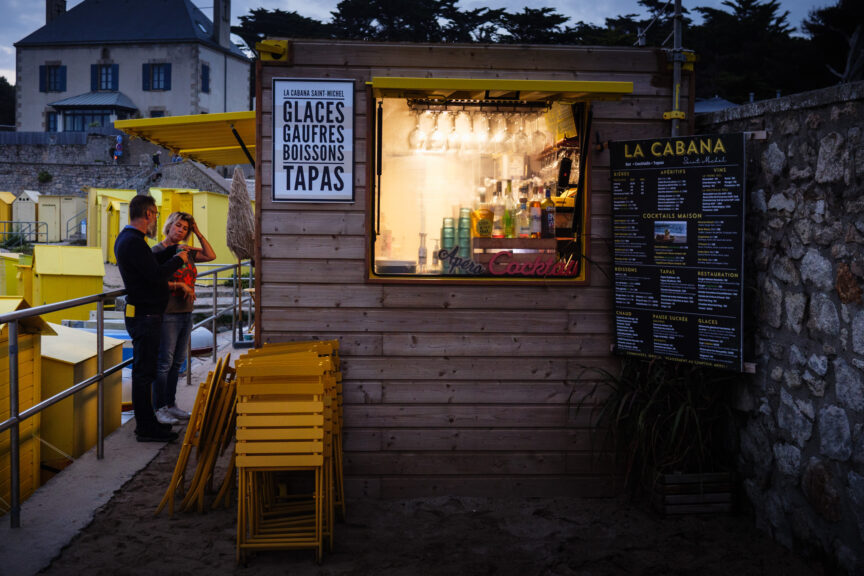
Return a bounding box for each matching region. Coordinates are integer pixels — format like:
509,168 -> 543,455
578,357 -> 740,492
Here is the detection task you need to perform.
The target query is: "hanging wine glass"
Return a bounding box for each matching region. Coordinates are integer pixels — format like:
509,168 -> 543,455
408,109 -> 427,152
427,111 -> 446,153
512,114 -> 530,155
531,111 -> 552,155
490,113 -> 510,155
446,112 -> 461,154
453,110 -> 472,155
460,111 -> 478,155
473,111 -> 490,154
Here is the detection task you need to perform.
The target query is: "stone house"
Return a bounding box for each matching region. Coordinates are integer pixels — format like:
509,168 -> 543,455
14,0 -> 251,132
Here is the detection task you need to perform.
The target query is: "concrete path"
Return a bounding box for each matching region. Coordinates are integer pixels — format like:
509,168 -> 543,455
0,331 -> 240,576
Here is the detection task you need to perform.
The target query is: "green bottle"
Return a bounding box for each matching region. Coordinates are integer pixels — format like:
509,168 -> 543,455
503,180 -> 516,238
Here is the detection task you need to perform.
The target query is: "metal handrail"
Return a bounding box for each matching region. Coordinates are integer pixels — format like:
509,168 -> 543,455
0,259 -> 253,528
65,208 -> 87,240
0,221 -> 49,247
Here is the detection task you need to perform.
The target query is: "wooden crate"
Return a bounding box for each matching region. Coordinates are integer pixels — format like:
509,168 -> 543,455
652,471 -> 733,515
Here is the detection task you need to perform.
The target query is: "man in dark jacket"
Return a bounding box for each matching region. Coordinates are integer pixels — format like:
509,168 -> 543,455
114,195 -> 188,442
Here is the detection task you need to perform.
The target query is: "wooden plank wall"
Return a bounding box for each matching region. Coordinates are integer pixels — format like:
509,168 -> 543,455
258,40 -> 686,498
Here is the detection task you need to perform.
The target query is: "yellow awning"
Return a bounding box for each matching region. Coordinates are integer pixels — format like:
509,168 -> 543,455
369,77 -> 633,102
114,111 -> 256,167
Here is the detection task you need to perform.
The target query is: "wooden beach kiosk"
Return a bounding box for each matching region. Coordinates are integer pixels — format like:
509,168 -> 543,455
253,40 -> 688,498
116,39 -> 690,498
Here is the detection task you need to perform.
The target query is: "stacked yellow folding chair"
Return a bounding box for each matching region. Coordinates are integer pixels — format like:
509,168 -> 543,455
235,348 -> 339,564
156,355 -> 237,516
248,340 -> 345,521
181,358 -> 236,513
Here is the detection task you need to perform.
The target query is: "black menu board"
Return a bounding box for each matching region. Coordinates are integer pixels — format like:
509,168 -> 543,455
610,133 -> 745,371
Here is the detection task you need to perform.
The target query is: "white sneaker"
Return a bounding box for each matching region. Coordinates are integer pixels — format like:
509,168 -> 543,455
166,405 -> 191,420
155,406 -> 179,425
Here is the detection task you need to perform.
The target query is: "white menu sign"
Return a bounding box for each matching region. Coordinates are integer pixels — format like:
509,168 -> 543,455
272,78 -> 354,202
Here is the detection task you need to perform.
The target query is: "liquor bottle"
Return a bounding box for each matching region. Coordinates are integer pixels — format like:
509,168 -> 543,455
529,186 -> 542,238
432,238 -> 440,272
491,184 -> 505,238
418,232 -> 427,273
517,197 -> 531,238
503,179 -> 516,238
471,188 -> 493,238
541,186 -> 556,238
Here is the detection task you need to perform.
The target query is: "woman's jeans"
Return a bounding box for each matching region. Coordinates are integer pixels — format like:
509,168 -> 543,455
153,312 -> 192,410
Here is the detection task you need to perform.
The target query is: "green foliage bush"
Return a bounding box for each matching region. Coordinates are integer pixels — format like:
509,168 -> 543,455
579,357 -> 740,492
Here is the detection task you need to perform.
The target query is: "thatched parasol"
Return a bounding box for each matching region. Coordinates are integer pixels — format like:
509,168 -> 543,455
226,166 -> 255,261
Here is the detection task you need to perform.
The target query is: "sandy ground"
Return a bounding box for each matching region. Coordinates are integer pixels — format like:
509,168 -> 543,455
36,441 -> 826,576
24,265 -> 822,575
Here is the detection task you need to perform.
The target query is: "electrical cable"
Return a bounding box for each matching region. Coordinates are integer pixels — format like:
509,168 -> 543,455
634,0 -> 674,46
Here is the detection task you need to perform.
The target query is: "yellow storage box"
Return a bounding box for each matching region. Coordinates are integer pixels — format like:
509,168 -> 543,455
31,246 -> 105,324
40,323 -> 124,469
0,297 -> 55,514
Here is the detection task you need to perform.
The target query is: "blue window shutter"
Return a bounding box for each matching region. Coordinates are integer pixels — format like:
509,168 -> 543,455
59,66 -> 66,92
111,64 -> 119,91
142,63 -> 150,91
39,66 -> 46,92
91,64 -> 98,91
164,63 -> 171,90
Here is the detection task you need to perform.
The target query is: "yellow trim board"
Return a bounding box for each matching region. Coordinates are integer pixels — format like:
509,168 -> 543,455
369,76 -> 633,102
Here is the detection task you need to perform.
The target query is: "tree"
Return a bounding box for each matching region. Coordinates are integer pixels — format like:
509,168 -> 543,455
443,7 -> 504,43
688,0 -> 816,102
0,76 -> 14,127
633,0 -> 693,46
329,0 -> 459,42
803,0 -> 864,83
228,0 -> 837,103
559,1 -> 691,47
231,8 -> 331,50
497,7 -> 570,44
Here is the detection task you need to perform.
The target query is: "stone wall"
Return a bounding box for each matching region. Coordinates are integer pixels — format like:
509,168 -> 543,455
0,131 -> 233,198
0,131 -> 163,196
699,81 -> 864,574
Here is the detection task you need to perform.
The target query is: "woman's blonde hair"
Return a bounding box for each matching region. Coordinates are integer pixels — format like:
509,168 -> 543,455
162,211 -> 193,241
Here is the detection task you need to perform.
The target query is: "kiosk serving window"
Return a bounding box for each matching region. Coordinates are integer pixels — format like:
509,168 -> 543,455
368,77 -> 631,284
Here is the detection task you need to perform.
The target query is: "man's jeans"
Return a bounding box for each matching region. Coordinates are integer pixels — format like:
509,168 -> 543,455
125,313 -> 163,434
153,312 -> 192,410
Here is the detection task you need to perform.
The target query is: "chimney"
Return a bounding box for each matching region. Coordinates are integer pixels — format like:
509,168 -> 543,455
46,0 -> 66,24
212,0 -> 231,48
